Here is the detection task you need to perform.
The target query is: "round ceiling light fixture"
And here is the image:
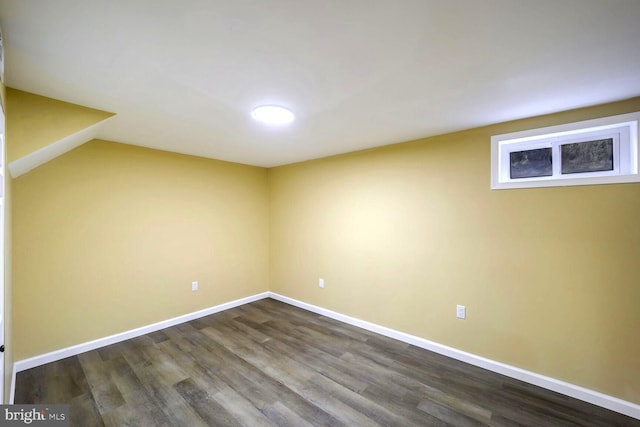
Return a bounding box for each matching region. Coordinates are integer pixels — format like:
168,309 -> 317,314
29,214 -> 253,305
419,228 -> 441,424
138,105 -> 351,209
251,105 -> 295,125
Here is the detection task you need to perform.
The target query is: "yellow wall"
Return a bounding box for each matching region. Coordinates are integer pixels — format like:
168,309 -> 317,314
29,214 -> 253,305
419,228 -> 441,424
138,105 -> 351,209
12,140 -> 269,359
6,88 -> 113,162
269,97 -> 640,404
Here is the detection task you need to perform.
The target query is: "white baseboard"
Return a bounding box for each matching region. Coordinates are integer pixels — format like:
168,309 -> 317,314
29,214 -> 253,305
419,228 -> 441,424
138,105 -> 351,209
11,290 -> 640,420
13,292 -> 270,374
268,293 -> 640,421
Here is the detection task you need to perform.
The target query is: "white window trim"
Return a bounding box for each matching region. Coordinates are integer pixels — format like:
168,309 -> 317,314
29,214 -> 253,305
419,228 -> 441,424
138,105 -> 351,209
491,112 -> 640,190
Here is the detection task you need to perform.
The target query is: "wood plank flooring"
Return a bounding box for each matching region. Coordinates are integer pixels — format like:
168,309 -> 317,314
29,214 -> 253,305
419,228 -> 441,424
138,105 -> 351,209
15,298 -> 640,426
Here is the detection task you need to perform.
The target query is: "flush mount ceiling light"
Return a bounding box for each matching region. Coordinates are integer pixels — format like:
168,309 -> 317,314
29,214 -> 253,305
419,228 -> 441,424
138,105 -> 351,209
251,105 -> 295,125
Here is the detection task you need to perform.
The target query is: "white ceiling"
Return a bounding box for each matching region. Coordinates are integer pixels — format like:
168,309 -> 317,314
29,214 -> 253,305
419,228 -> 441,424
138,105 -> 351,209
1,0 -> 640,167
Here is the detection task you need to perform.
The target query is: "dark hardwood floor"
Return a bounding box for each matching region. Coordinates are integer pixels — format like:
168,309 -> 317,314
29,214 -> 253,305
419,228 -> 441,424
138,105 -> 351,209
15,298 -> 639,426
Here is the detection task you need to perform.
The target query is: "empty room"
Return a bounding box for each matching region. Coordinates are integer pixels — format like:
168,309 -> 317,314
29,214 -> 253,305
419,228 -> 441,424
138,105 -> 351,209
0,1 -> 639,426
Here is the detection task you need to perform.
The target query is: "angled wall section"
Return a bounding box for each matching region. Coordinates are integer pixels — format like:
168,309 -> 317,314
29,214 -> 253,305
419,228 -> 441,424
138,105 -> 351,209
6,88 -> 114,177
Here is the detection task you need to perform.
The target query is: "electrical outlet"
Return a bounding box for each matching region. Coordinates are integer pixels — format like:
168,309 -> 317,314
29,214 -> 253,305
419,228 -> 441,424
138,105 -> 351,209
456,305 -> 466,319
192,281 -> 198,291
319,278 -> 324,288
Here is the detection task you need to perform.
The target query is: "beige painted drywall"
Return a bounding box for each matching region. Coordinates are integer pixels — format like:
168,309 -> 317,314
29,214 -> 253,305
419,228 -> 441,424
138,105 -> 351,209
268,97 -> 640,405
13,139 -> 269,359
6,88 -> 113,163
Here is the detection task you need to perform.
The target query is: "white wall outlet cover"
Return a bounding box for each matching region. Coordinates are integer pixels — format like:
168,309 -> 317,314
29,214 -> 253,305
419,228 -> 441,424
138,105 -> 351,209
319,278 -> 324,288
192,281 -> 198,291
456,305 -> 466,319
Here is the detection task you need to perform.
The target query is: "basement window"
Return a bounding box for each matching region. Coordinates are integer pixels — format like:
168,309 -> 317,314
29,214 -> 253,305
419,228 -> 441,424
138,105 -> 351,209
491,112 -> 640,189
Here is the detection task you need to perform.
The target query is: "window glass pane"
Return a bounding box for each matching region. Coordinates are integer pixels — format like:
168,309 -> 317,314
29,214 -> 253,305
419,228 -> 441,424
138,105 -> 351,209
510,147 -> 553,179
561,138 -> 613,174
